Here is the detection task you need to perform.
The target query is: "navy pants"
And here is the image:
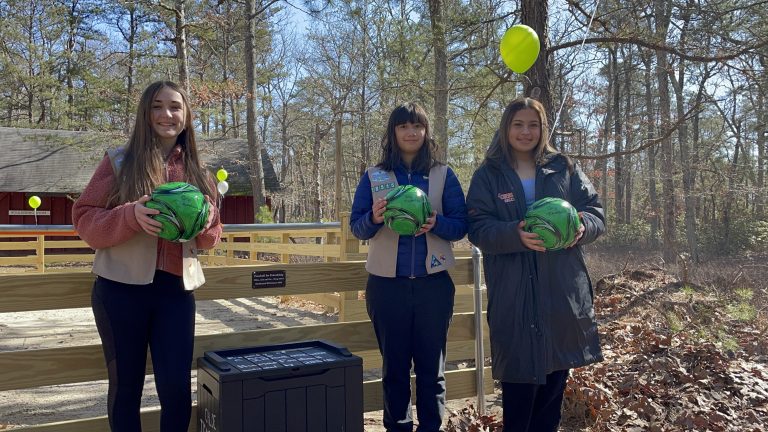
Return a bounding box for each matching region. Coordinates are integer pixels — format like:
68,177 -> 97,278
366,271 -> 455,432
92,270 -> 196,432
501,369 -> 570,432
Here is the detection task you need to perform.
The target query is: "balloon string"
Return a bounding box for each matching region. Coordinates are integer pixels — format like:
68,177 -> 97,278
549,0 -> 602,142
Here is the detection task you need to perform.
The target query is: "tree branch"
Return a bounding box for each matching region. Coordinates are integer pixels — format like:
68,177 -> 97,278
551,36 -> 768,63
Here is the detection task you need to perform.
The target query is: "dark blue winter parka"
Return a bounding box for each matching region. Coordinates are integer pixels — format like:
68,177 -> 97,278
466,152 -> 606,384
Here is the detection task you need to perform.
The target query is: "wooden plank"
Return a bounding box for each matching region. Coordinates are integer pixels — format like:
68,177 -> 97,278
0,258 -> 473,313
43,240 -> 90,248
355,336 -> 491,370
0,256 -> 37,265
362,366 -> 495,413
0,271 -> 95,312
0,313 -> 483,392
16,367 -> 494,432
248,242 -> 341,258
44,254 -> 95,263
340,284 -> 485,322
244,229 -> 342,238
0,258 -> 473,312
0,240 -> 39,250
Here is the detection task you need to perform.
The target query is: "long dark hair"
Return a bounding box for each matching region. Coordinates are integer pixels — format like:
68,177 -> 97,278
108,81 -> 213,206
376,102 -> 441,173
485,97 -> 562,169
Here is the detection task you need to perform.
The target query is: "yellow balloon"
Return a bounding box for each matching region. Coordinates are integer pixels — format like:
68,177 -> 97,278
500,24 -> 540,73
216,168 -> 228,182
28,196 -> 41,209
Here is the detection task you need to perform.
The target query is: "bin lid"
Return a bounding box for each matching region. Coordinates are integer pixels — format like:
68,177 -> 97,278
202,339 -> 360,374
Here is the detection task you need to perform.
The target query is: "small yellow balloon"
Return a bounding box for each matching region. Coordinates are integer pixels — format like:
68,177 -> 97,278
28,196 -> 42,209
500,24 -> 540,74
216,168 -> 228,182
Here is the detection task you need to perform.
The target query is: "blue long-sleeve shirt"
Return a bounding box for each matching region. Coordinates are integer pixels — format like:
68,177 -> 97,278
350,163 -> 468,277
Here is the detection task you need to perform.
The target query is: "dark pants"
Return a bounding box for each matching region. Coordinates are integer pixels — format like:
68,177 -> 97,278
501,369 -> 570,432
92,270 -> 196,432
366,272 -> 455,432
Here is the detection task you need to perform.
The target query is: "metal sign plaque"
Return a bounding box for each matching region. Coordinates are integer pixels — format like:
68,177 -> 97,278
251,270 -> 286,289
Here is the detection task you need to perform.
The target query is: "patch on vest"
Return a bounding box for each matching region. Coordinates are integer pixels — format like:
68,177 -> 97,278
370,170 -> 391,182
430,254 -> 446,268
372,182 -> 397,193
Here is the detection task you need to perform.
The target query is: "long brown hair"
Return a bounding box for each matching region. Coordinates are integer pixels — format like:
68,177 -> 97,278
485,97 -> 559,168
108,81 -> 213,206
377,102 -> 442,173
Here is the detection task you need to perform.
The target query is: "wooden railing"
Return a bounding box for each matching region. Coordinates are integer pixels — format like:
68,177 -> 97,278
0,223 -> 489,431
0,213 -> 473,320
0,214 -> 363,271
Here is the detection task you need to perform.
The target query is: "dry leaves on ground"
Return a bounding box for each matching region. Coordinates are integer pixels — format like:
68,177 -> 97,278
448,266 -> 768,431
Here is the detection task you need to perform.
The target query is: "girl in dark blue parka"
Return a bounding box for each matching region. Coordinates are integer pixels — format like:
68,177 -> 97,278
466,98 -> 605,432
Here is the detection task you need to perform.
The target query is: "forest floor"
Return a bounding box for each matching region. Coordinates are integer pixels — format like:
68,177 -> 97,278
1,245 -> 767,431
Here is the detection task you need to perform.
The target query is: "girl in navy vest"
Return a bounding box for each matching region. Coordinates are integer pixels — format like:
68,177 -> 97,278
73,81 -> 222,431
350,102 -> 468,431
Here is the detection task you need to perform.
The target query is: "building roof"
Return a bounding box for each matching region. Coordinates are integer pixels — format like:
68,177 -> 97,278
0,127 -> 281,195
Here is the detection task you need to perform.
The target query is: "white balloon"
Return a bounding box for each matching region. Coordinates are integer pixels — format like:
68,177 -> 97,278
217,180 -> 229,195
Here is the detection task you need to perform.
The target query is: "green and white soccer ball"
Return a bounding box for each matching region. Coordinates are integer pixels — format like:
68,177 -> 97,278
383,185 -> 432,236
145,182 -> 209,242
524,197 -> 581,250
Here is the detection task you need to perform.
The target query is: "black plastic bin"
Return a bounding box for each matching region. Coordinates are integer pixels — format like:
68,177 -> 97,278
197,339 -> 363,432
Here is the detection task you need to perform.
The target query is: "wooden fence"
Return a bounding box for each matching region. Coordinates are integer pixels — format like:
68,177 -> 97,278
0,213 -> 474,321
0,222 -> 490,431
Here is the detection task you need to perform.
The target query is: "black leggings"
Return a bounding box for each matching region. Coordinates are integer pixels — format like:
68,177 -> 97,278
501,369 -> 570,432
92,271 -> 195,432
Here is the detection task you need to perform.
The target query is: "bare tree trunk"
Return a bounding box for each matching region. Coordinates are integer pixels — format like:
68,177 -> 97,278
757,80 -> 766,219
522,0 -> 552,119
623,46 -> 633,224
670,5 -> 700,262
359,9 -> 371,177
312,123 -> 322,222
220,1 -> 231,136
600,71 -> 613,217
174,0 -> 190,94
611,48 -> 625,224
428,0 -> 448,162
65,0 -> 77,126
245,0 -> 265,219
724,128 -> 742,246
642,53 -> 660,248
654,0 -> 676,262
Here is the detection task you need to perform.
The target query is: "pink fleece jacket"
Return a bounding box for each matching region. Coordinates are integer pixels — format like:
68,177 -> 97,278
72,145 -> 222,277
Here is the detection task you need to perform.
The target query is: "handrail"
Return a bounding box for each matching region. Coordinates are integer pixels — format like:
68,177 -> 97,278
0,222 -> 342,236
472,246 -> 486,415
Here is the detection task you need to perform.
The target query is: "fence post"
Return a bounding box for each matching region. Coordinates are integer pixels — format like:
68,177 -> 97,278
250,233 -> 258,262
281,232 -> 291,264
339,212 -> 359,261
325,230 -> 338,263
225,234 -> 235,265
36,235 -> 45,273
338,212 -> 362,321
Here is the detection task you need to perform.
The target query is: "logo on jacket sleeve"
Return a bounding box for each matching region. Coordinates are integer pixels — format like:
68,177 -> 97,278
497,192 -> 515,203
430,254 -> 446,268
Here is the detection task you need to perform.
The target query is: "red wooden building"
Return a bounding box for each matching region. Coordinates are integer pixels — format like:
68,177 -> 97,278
0,127 -> 281,225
